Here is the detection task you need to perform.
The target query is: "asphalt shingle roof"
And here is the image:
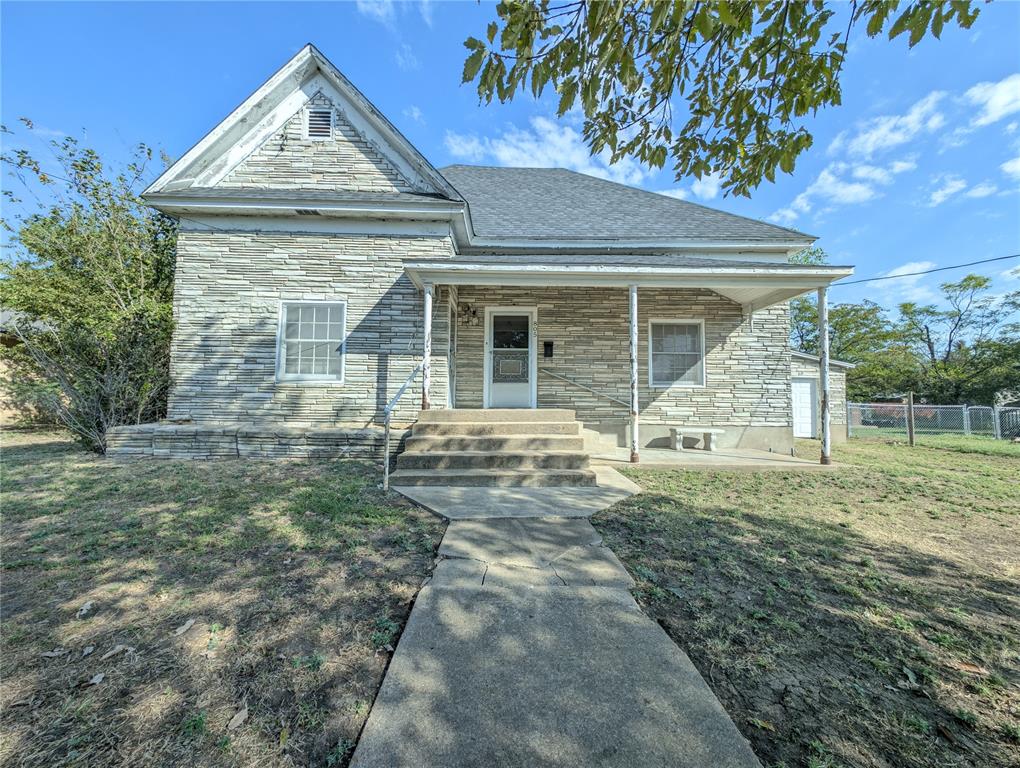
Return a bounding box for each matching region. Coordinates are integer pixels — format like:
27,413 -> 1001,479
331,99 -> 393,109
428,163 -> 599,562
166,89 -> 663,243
440,165 -> 813,243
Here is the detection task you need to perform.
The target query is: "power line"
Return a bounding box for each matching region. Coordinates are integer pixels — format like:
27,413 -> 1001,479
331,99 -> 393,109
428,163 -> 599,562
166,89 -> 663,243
831,253 -> 1019,287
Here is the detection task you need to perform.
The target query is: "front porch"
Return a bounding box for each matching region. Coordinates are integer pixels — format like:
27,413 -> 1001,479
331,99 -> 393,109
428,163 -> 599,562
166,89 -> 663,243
407,257 -> 852,464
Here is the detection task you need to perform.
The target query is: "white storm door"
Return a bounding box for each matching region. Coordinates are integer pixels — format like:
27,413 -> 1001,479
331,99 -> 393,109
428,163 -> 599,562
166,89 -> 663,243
791,378 -> 817,438
484,309 -> 536,408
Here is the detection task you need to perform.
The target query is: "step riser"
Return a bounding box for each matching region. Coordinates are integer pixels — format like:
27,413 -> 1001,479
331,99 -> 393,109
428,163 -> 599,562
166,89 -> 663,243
412,422 -> 581,436
405,436 -> 585,452
397,453 -> 590,471
417,409 -> 576,423
389,471 -> 597,488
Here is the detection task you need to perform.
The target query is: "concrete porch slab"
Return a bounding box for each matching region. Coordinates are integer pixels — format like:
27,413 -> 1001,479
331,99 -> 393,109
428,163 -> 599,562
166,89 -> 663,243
349,584 -> 760,768
394,465 -> 641,519
593,445 -> 831,470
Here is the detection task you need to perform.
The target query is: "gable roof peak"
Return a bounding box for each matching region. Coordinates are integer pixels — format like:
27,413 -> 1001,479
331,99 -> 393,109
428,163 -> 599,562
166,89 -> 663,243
145,44 -> 460,201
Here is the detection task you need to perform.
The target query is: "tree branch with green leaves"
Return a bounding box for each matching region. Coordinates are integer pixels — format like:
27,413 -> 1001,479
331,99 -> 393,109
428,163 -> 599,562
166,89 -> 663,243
464,0 -> 980,196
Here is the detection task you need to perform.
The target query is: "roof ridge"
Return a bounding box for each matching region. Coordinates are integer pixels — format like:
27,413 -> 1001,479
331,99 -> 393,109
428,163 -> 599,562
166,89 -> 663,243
439,165 -> 814,241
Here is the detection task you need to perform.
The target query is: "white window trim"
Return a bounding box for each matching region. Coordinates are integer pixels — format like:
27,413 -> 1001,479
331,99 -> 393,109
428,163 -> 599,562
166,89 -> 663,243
647,318 -> 706,389
275,299 -> 347,385
304,105 -> 334,141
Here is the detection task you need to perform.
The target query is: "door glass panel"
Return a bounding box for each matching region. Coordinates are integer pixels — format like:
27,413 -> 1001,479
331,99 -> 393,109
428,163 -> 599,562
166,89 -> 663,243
492,315 -> 529,349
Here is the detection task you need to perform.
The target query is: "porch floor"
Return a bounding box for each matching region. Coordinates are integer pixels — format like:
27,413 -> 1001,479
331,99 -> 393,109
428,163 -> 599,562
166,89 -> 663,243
592,445 -> 829,470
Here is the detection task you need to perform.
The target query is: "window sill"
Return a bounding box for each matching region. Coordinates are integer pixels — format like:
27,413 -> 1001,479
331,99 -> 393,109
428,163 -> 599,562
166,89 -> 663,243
275,379 -> 346,387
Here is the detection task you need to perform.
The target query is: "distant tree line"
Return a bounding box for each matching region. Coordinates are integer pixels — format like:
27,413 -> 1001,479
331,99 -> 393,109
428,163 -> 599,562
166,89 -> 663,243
790,248 -> 1020,405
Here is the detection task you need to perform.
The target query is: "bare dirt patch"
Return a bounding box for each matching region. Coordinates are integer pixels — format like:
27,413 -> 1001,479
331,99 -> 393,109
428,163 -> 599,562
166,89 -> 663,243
1,431 -> 444,767
593,437 -> 1019,768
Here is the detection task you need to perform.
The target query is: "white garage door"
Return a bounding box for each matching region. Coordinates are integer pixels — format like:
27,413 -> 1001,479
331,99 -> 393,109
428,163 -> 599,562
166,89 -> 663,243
791,378 -> 817,438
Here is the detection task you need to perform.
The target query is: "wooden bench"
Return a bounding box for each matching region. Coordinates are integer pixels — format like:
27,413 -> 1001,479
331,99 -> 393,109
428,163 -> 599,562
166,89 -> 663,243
669,427 -> 726,452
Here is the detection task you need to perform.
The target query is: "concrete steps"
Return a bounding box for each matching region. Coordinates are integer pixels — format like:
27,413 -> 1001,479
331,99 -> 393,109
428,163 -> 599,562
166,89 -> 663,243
397,450 -> 589,471
411,421 -> 581,436
404,435 -> 586,452
391,408 -> 596,488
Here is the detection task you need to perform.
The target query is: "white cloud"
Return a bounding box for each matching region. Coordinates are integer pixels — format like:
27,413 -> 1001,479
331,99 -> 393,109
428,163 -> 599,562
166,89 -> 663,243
926,174 -> 967,206
881,261 -> 939,304
418,0 -> 433,26
657,189 -> 689,200
403,105 -> 425,125
443,117 -> 649,185
768,158 -> 914,224
690,173 -> 723,200
1007,121 -> 1019,134
831,92 -> 946,158
395,43 -> 419,71
356,0 -> 394,22
444,132 -> 486,162
964,73 -> 1020,127
1001,155 -> 1020,181
965,181 -> 998,198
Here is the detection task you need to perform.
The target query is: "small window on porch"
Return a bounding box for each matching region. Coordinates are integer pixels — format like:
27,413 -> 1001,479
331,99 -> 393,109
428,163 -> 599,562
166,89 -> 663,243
277,301 -> 346,382
649,321 -> 704,388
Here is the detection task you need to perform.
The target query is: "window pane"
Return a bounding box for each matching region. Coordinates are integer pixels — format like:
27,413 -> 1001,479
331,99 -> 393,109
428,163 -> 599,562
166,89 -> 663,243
280,303 -> 345,378
492,315 -> 529,349
651,323 -> 703,386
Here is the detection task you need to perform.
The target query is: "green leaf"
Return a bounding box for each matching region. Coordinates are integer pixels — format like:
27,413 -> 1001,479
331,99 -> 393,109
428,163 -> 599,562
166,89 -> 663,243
462,49 -> 485,84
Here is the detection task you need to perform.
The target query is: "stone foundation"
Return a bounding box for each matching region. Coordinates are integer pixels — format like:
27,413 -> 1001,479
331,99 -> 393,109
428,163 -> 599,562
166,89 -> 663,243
106,422 -> 409,460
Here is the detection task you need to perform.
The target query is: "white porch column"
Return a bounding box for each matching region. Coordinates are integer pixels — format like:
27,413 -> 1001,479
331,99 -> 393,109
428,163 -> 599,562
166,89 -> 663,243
421,283 -> 434,411
629,284 -> 640,463
817,286 -> 832,465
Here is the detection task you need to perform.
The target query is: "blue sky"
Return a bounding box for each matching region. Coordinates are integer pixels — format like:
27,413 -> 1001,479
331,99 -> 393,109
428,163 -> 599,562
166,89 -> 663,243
2,1 -> 1019,311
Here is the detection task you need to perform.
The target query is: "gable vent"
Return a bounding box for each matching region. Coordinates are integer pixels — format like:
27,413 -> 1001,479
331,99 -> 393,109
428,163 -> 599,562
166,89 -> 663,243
306,107 -> 333,139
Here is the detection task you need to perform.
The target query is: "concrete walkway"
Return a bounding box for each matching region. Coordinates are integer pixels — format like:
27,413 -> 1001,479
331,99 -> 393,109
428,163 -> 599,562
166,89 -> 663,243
351,484 -> 761,768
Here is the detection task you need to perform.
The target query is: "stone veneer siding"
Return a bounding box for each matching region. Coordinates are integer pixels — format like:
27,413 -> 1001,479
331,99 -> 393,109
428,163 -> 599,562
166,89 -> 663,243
790,356 -> 849,441
219,93 -> 415,194
452,286 -> 793,451
167,228 -> 453,428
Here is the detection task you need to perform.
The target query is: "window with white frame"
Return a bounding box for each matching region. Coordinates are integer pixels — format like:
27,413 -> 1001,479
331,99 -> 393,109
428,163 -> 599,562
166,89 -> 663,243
649,320 -> 705,387
277,302 -> 346,382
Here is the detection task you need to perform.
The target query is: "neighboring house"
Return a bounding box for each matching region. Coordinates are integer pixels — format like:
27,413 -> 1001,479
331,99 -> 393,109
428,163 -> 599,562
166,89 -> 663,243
107,44 -> 853,464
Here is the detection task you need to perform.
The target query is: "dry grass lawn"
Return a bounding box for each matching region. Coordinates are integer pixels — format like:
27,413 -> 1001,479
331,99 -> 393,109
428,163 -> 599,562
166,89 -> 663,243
594,436 -> 1019,768
1,431 -> 444,768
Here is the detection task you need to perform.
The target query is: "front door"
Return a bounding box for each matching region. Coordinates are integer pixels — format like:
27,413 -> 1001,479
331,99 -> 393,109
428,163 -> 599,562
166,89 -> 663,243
791,378 -> 818,438
484,308 -> 536,408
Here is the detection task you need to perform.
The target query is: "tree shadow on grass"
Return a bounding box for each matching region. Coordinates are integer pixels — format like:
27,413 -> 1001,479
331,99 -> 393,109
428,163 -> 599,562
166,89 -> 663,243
593,490 -> 1020,768
1,433 -> 445,768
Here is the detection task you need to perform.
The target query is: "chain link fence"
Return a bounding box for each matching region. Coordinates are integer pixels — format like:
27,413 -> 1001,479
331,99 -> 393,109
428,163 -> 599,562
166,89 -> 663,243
848,403 -> 1020,441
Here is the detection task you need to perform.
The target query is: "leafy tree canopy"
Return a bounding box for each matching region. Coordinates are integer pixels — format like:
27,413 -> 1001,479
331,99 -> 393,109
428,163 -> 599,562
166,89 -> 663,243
464,0 -> 980,196
1,120 -> 176,450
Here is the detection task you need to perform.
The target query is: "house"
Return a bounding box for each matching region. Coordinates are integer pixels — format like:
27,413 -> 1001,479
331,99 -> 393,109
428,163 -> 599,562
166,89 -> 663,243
106,44 -> 854,480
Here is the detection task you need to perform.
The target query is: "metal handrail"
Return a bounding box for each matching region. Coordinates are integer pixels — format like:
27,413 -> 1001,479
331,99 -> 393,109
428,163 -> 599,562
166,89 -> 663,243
382,362 -> 424,491
538,367 -> 630,408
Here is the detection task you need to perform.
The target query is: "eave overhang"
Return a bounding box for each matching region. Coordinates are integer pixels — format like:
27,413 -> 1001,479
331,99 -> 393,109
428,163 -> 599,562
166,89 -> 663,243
403,261 -> 854,312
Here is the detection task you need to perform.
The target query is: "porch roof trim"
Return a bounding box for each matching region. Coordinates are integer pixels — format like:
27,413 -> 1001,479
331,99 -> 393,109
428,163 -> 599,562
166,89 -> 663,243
403,260 -> 853,312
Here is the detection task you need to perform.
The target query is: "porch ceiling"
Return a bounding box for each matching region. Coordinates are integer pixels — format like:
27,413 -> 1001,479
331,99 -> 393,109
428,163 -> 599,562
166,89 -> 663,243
403,259 -> 853,312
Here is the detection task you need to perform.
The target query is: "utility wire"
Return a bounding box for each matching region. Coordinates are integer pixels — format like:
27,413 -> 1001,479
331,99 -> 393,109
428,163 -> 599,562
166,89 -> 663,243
831,253 -> 1019,287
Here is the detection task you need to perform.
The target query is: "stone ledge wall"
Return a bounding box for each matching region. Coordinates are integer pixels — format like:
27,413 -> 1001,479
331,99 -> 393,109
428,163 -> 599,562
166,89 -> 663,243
169,228 -> 453,426
453,286 -> 792,447
106,422 -> 409,460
